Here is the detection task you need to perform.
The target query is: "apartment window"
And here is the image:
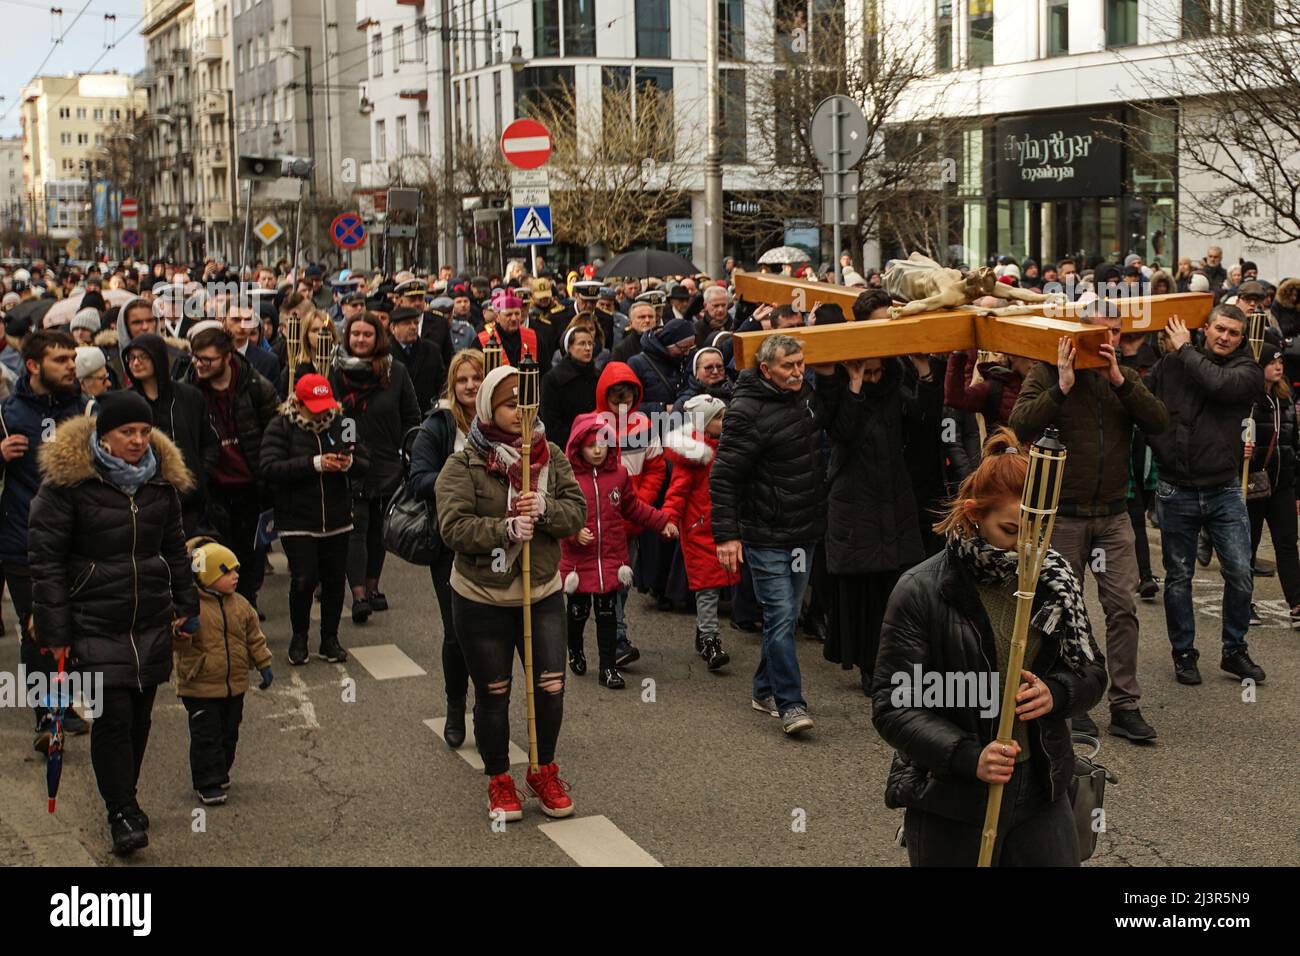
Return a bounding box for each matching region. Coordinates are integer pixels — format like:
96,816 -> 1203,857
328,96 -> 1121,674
93,108 -> 104,120
397,115 -> 408,154
112,108 -> 121,120
95,133 -> 104,145
493,69 -> 502,142
237,45 -> 244,72
514,65 -> 574,116
62,158 -> 74,172
394,25 -> 404,69
968,0 -> 994,67
77,133 -> 89,145
936,0 -> 953,70
1047,0 -> 1069,55
418,110 -> 430,153
719,0 -> 744,61
635,0 -> 670,58
533,0 -> 560,56
412,19 -> 426,62
60,132 -> 71,145
58,107 -> 70,119
75,107 -> 87,119
375,119 -> 386,162
260,35 -> 269,64
1241,0 -> 1274,29
1106,0 -> 1138,46
372,32 -> 383,76
1181,0 -> 1212,35
719,69 -> 746,164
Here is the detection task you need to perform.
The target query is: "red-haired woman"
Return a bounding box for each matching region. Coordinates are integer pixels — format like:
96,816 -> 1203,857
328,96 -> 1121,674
330,312 -> 421,622
871,428 -> 1107,867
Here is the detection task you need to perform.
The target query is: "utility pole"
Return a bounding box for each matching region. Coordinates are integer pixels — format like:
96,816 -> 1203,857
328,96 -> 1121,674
226,88 -> 237,264
704,1 -> 723,279
303,44 -> 318,267
440,0 -> 456,272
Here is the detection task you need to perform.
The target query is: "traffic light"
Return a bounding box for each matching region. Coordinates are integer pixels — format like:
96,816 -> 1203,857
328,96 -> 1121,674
238,155 -> 280,181
281,157 -> 315,180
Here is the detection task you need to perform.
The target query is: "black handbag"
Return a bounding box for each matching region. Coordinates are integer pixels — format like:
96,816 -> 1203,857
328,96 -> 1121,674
382,422 -> 446,567
1069,733 -> 1118,862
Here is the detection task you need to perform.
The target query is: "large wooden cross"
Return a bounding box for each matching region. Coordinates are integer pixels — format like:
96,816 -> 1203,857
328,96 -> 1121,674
729,272 -> 1214,370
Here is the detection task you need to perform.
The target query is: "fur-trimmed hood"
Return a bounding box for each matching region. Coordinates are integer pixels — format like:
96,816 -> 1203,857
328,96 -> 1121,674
94,325 -> 190,353
663,425 -> 715,465
37,413 -> 196,493
1277,277 -> 1300,310
276,396 -> 342,432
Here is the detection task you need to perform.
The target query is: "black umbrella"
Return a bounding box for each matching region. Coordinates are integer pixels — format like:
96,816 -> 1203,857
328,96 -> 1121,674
4,298 -> 55,337
596,249 -> 701,281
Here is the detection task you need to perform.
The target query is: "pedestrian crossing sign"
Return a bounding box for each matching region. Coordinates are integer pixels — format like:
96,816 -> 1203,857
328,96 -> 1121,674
512,205 -> 553,245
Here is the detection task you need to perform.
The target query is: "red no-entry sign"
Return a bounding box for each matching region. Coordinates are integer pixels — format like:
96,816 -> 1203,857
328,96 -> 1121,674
500,118 -> 552,170
121,197 -> 139,218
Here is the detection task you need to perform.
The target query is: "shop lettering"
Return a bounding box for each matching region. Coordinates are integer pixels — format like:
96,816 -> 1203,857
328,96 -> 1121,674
1002,130 -> 1095,168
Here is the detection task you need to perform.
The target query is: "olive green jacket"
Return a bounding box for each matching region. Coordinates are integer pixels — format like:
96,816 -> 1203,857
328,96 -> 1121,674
435,441 -> 587,590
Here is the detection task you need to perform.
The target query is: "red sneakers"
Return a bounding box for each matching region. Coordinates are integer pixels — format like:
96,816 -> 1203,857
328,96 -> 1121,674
525,762 -> 575,818
487,773 -> 523,822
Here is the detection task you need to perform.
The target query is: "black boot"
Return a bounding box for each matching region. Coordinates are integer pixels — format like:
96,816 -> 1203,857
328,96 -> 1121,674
444,697 -> 466,749
108,808 -> 149,856
702,637 -> 730,671
319,635 -> 348,663
288,633 -> 309,665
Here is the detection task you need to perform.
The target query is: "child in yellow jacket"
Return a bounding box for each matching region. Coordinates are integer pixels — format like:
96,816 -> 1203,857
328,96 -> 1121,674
176,538 -> 274,806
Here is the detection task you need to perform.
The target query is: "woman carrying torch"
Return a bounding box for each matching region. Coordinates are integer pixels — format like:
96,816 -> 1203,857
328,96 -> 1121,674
435,363 -> 587,822
870,427 -> 1106,866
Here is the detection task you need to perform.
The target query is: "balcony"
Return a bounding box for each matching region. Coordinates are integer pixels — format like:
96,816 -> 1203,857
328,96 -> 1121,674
195,34 -> 223,64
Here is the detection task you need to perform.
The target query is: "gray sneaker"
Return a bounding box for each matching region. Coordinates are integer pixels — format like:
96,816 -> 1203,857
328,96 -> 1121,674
781,706 -> 813,735
751,695 -> 779,717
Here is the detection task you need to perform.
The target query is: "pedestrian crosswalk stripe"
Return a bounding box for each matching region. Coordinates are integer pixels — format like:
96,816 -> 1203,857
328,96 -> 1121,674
348,644 -> 426,680
539,815 -> 662,867
423,718 -> 527,771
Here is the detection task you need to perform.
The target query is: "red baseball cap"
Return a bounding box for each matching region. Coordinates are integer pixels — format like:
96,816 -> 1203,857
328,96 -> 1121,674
295,373 -> 335,413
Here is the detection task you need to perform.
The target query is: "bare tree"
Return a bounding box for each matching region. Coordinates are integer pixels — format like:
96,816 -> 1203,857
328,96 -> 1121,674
739,2 -> 959,266
521,79 -> 699,255
1112,5 -> 1300,246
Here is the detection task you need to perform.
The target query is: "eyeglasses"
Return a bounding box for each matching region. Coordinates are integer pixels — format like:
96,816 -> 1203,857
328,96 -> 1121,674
698,363 -> 724,373
191,353 -> 225,367
126,352 -> 152,365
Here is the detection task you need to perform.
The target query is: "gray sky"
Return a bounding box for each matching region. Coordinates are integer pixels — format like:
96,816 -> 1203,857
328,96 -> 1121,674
0,2 -> 144,138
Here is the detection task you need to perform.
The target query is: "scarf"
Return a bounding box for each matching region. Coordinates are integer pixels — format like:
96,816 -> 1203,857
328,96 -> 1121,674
91,430 -> 158,497
948,532 -> 1098,677
332,353 -> 389,415
467,418 -> 551,569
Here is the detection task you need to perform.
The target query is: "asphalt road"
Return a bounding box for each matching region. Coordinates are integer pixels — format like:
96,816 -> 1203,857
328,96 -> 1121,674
1,533 -> 1297,868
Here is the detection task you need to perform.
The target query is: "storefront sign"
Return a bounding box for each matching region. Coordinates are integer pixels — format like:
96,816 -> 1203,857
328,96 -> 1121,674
995,110 -> 1122,199
666,218 -> 693,245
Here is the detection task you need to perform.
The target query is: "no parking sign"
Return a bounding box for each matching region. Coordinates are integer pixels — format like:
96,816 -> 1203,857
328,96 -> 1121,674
330,213 -> 367,250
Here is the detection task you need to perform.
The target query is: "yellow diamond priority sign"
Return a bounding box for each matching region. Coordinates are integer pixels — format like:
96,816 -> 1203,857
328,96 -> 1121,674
254,216 -> 283,246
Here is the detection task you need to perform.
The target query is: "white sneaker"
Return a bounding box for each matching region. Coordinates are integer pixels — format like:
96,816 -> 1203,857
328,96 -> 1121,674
751,695 -> 779,717
781,706 -> 813,735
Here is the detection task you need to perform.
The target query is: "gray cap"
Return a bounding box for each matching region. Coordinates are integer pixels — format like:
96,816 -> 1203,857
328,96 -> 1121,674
75,346 -> 106,380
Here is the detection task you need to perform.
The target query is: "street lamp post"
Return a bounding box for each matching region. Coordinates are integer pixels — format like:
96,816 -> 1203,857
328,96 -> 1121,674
705,2 -> 723,279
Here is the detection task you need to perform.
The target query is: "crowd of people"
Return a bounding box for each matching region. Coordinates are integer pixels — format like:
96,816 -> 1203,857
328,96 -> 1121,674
0,243 -> 1289,864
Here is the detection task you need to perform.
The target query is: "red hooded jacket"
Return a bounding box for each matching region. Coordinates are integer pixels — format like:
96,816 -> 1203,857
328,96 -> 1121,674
595,361 -> 666,536
560,412 -> 669,595
662,425 -> 739,591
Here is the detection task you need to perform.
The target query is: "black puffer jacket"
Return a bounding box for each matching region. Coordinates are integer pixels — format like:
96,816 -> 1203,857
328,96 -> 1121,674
330,356 -> 422,499
539,355 -> 598,452
28,415 -> 199,691
871,545 -> 1107,825
711,366 -> 841,548
126,333 -> 218,510
259,400 -> 370,534
824,360 -> 927,575
1147,342 -> 1262,487
1250,389 -> 1300,491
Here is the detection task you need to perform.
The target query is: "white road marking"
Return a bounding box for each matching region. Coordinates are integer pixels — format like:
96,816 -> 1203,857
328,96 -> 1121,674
423,718 -> 527,771
539,815 -> 662,867
262,669 -> 320,730
349,644 -> 426,680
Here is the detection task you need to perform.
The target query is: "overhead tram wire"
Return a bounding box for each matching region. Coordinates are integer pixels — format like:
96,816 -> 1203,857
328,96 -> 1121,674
0,0 -> 97,123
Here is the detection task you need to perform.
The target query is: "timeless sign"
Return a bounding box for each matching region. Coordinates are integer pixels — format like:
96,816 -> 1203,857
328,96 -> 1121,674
995,111 -> 1122,199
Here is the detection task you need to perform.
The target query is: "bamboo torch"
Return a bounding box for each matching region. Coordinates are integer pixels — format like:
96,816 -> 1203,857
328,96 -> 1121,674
516,347 -> 541,774
482,330 -> 504,375
1241,310 -> 1267,498
977,427 -> 1067,867
312,325 -> 334,374
285,307 -> 302,394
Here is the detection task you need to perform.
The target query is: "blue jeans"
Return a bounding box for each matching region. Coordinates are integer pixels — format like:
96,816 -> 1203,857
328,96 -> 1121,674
747,544 -> 814,713
1156,479 -> 1252,656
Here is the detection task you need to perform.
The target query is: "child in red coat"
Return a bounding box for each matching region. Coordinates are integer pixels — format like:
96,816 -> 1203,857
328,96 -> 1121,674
663,395 -> 737,670
561,412 -> 677,689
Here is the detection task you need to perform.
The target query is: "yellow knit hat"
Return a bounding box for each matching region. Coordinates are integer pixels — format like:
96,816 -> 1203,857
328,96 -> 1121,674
192,541 -> 240,589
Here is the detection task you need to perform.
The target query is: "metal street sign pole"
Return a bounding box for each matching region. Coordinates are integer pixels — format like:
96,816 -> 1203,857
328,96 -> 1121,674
242,180 -> 253,271
832,101 -> 842,285
292,195 -> 303,272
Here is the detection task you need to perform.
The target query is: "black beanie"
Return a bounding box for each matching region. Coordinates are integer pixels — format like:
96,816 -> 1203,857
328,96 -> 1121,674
95,390 -> 154,435
1259,342 -> 1283,367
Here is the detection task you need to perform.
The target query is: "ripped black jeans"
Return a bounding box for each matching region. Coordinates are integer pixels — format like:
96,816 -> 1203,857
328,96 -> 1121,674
451,590 -> 566,776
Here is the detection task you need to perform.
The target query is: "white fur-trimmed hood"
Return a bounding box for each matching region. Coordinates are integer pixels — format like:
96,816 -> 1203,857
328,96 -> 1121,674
663,426 -> 714,465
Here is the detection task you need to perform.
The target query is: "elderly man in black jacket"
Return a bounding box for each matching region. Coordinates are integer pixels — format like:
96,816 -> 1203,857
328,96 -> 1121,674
1148,306 -> 1266,686
710,333 -> 842,736
388,307 -> 446,415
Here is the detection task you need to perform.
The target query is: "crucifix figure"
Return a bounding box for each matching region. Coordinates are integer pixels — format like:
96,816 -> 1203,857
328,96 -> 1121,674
884,252 -> 1067,318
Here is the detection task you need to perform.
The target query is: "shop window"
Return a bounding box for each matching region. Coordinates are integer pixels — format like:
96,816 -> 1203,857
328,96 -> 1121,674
1046,0 -> 1069,56
1105,0 -> 1138,47
968,0 -> 993,67
515,65 -> 575,117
